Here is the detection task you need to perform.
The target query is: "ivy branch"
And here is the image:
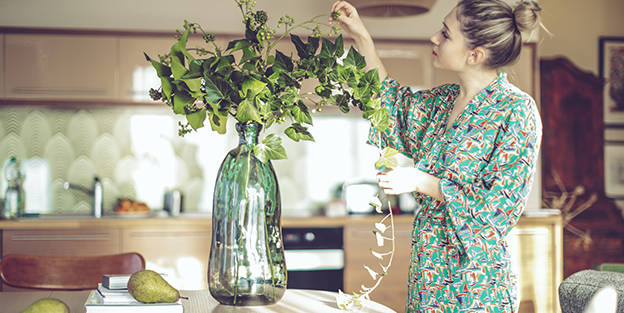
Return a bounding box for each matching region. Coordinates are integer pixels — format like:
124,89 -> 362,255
336,143 -> 399,311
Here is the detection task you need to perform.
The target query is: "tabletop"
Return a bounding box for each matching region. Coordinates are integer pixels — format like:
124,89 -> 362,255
0,289 -> 396,313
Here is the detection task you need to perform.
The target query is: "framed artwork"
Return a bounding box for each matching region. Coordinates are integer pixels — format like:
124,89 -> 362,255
600,37 -> 624,125
604,143 -> 624,197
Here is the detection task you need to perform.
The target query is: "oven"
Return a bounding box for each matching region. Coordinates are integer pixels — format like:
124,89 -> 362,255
282,227 -> 344,292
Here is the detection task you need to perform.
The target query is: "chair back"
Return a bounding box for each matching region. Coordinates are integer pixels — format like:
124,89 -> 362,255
0,252 -> 145,290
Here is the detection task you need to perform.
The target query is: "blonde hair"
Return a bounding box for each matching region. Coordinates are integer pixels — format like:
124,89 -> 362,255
456,0 -> 542,68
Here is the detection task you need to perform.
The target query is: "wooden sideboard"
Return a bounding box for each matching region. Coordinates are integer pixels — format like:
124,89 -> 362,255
0,214 -> 562,313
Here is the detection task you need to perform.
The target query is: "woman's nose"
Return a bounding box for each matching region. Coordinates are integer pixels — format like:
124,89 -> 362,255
430,32 -> 438,45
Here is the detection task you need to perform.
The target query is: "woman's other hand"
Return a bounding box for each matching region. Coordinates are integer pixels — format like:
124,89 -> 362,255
330,1 -> 371,42
377,167 -> 443,200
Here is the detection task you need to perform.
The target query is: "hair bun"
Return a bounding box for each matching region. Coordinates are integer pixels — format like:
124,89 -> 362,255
513,1 -> 541,32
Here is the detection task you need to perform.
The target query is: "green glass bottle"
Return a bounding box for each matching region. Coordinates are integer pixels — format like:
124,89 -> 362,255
2,157 -> 25,220
208,122 -> 286,306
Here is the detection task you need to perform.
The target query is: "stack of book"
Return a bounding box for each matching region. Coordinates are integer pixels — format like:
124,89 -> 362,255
84,274 -> 182,313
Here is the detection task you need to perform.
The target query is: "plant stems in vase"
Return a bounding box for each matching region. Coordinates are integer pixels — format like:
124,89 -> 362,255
209,121 -> 286,305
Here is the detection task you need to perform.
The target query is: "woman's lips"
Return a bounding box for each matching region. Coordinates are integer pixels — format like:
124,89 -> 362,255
432,50 -> 437,56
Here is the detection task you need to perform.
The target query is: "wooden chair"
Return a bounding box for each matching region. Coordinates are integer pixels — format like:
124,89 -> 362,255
0,252 -> 145,290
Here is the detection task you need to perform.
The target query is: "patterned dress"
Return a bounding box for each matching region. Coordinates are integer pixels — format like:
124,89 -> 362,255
368,72 -> 542,313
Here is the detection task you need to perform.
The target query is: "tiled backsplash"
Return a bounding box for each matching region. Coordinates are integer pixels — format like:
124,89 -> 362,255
0,107 -> 380,215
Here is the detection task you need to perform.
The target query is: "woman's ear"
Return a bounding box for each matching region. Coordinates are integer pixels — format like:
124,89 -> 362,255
467,46 -> 488,66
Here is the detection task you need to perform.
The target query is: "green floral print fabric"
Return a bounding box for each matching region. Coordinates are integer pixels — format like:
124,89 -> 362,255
368,72 -> 542,312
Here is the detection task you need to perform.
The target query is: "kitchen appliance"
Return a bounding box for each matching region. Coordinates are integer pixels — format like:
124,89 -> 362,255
163,190 -> 183,216
283,227 -> 344,291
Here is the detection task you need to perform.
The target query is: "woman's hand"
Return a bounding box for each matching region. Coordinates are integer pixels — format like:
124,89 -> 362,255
377,167 -> 444,200
329,1 -> 388,82
330,1 -> 371,43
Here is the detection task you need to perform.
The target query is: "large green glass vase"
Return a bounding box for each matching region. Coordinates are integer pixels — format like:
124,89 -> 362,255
208,122 -> 286,306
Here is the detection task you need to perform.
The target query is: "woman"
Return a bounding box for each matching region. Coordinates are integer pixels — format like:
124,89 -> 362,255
331,0 -> 543,312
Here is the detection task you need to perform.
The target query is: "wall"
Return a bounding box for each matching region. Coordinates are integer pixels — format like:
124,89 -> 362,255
538,0 -> 624,74
0,0 -> 546,210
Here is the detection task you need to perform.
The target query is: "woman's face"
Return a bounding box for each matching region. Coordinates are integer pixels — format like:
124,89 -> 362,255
429,7 -> 472,71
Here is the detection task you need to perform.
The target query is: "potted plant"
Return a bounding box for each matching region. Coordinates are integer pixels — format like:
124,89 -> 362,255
145,0 -> 388,306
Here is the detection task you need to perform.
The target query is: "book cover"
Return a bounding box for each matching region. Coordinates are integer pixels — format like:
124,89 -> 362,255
96,284 -> 138,303
85,290 -> 183,313
102,274 -> 132,290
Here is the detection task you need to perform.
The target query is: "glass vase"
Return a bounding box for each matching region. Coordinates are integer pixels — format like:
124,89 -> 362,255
208,122 -> 287,306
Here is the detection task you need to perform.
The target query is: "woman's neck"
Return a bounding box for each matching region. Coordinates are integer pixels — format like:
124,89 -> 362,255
456,68 -> 499,101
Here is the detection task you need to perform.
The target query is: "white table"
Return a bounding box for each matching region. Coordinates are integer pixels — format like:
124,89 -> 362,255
0,289 -> 396,313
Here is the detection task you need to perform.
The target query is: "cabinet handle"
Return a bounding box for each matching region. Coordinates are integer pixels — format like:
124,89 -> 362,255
10,234 -> 111,241
129,232 -> 211,238
12,87 -> 107,95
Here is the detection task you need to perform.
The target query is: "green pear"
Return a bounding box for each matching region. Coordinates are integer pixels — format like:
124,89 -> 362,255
127,269 -> 180,303
21,298 -> 69,313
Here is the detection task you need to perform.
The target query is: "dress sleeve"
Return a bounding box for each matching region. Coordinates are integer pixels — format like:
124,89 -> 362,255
440,99 -> 542,262
367,77 -> 438,158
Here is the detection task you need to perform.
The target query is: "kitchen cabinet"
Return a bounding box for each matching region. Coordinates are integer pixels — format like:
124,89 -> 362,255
119,36 -> 177,102
0,34 -> 4,97
509,218 -> 563,313
4,33 -> 118,100
376,40 -> 434,90
344,219 -> 412,312
120,225 -> 212,290
433,43 -> 537,97
1,228 -> 121,291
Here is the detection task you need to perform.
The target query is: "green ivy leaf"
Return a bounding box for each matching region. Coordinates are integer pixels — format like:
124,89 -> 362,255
236,98 -> 262,123
209,110 -> 228,134
291,101 -> 313,125
375,147 -> 399,171
186,109 -> 206,130
254,134 -> 287,163
161,77 -> 173,101
181,59 -> 203,79
173,91 -> 195,114
273,50 -> 294,73
370,108 -> 390,133
183,78 -> 202,93
354,69 -> 379,101
227,39 -> 252,52
239,47 -> 257,65
334,34 -> 345,59
343,47 -> 366,70
144,53 -> 172,77
241,78 -> 267,98
285,123 -> 314,142
290,34 -> 308,59
319,37 -> 336,59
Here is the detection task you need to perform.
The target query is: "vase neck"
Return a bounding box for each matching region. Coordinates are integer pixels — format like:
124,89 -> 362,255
236,122 -> 262,146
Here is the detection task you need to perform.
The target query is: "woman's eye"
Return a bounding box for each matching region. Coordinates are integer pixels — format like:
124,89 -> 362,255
442,31 -> 449,39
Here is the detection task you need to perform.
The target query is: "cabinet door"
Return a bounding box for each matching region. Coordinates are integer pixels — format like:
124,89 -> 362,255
119,35 -> 228,103
433,43 -> 536,97
119,36 -> 175,102
376,40 -> 434,90
509,218 -> 563,313
2,228 -> 120,256
0,34 -> 4,97
121,225 -> 212,290
344,220 -> 412,312
4,34 -> 118,100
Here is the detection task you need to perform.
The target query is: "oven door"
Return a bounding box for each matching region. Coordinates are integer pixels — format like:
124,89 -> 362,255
284,249 -> 344,291
283,227 -> 344,291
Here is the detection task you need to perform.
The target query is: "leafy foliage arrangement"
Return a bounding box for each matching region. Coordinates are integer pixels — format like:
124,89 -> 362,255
146,0 -> 389,162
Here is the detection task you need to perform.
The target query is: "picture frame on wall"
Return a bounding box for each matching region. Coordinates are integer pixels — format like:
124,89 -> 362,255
604,143 -> 624,198
600,37 -> 624,125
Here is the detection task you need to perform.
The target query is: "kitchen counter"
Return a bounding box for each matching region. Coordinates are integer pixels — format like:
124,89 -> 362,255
0,213 -> 562,312
0,212 -> 561,229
